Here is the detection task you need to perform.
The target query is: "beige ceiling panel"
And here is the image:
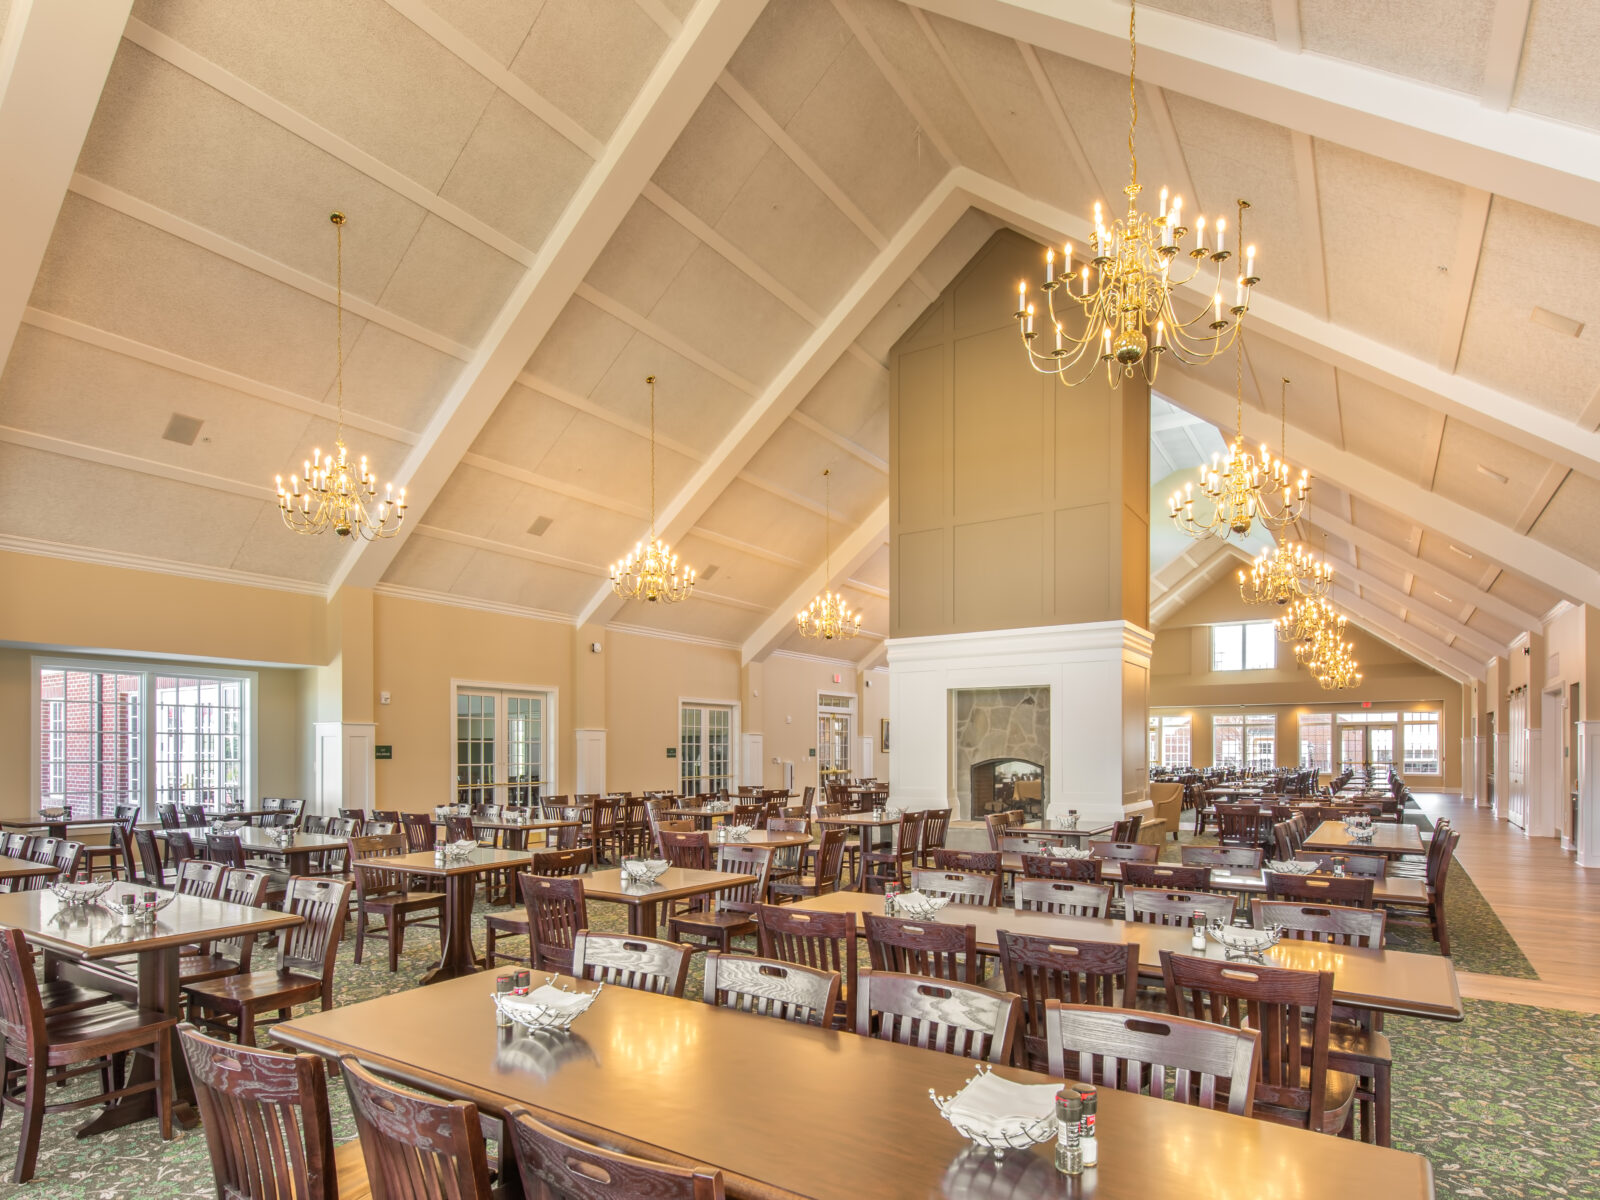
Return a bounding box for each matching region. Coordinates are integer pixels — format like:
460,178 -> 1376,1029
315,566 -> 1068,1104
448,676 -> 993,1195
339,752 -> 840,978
437,91 -> 591,251
1359,589 -> 1407,622
727,0 -> 851,127
1512,0 -> 1600,131
1431,418 -> 1554,526
450,548 -> 598,614
481,483 -> 641,564
1335,371 -> 1432,487
845,0 -> 1011,180
786,38 -> 947,233
851,543 -> 890,590
78,45 -> 427,299
652,86 -> 773,228
672,533 -> 798,606
1240,336 -> 1344,451
1487,566 -> 1565,617
1313,480 -> 1350,514
131,0 -> 494,191
533,412 -> 696,511
1348,495 -> 1417,550
1298,0 -> 1494,95
585,197 -> 701,316
1314,140 -> 1465,361
610,592 -> 762,643
857,280 -> 935,364
0,444 -> 260,567
508,0 -> 666,142
1414,531 -> 1489,586
646,244 -> 814,386
376,213 -> 523,347
416,461 -> 525,535
415,0 -> 540,68
1035,55 -> 1177,207
329,323 -> 461,433
743,421 -> 884,522
925,14 -> 1092,208
1356,555 -> 1411,593
523,295 -> 634,395
1143,0 -> 1275,37
229,505 -> 354,583
919,209 -> 1004,297
698,477 -> 826,549
712,145 -> 878,314
1464,608 -> 1518,648
1529,469 -> 1600,570
380,527 -> 475,591
469,381 -> 578,467
1312,529 -> 1355,565
32,195 -> 340,397
797,353 -> 890,449
1455,198 -> 1600,421
587,333 -> 748,457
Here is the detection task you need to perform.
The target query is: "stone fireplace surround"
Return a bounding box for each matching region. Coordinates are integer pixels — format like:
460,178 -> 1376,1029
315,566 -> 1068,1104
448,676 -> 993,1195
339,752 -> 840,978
954,687 -> 1050,820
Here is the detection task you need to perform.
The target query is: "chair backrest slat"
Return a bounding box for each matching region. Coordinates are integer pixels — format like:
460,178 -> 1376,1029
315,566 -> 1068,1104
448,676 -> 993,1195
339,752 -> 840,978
519,873 -> 588,974
340,1057 -> 493,1200
863,912 -> 976,982
703,953 -> 840,1027
571,931 -> 690,997
854,968 -> 1018,1064
1124,887 -> 1236,927
506,1106 -> 725,1200
1012,877 -> 1111,917
998,931 -> 1137,1072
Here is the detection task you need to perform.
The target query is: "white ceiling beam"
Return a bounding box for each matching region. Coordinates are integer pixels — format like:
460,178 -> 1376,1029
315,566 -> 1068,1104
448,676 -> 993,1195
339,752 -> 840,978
331,0 -> 769,594
787,410 -> 887,473
1148,542 -> 1249,627
576,178 -> 973,628
688,526 -> 804,570
1481,0 -> 1534,110
1512,463 -> 1568,535
741,499 -> 889,665
906,0 -> 1600,226
829,0 -> 957,170
857,641 -> 889,671
0,0 -> 133,374
1330,586 -> 1481,683
1319,551 -> 1507,660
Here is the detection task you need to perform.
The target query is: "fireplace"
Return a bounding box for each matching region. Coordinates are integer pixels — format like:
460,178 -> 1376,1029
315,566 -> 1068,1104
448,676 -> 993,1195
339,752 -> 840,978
971,758 -> 1046,822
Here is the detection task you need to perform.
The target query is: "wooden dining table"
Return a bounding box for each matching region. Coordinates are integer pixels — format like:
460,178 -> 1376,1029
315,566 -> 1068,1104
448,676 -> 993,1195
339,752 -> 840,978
0,887 -> 300,1131
3,815 -> 121,840
367,847 -> 534,985
0,854 -> 61,890
272,970 -> 1435,1200
158,826 -> 348,874
1019,819 -> 1116,843
995,855 -> 1430,904
580,866 -> 756,936
795,891 -> 1463,1021
1302,819 -> 1426,860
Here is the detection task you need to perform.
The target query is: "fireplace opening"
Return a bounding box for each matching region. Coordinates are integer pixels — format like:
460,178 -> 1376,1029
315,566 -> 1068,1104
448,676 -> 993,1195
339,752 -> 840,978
971,759 -> 1045,822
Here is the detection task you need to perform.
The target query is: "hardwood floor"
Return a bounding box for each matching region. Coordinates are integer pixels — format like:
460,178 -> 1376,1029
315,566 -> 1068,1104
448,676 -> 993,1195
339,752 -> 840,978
1414,792 -> 1600,1014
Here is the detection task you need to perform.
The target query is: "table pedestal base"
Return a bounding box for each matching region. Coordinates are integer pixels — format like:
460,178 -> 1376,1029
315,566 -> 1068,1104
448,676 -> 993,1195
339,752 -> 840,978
421,873 -> 484,985
75,947 -> 198,1135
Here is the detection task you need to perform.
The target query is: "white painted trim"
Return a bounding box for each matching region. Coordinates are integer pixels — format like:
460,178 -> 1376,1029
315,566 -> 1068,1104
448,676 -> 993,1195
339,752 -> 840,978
677,696 -> 742,790
769,648 -> 863,670
0,423 -> 277,502
0,533 -> 330,597
450,678 -> 561,800
606,624 -> 740,652
372,583 -> 572,626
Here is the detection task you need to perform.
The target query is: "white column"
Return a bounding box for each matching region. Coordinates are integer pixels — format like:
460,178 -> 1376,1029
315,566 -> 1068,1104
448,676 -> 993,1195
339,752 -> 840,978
1576,722 -> 1600,867
575,729 -> 606,795
741,733 -> 764,790
312,721 -> 375,817
1523,726 -> 1551,837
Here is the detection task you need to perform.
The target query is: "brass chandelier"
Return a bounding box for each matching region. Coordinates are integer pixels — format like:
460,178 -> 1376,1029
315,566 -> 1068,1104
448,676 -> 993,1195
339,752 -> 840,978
1290,603 -> 1362,690
1013,0 -> 1259,389
797,468 -> 861,642
275,212 -> 407,539
1277,596 -> 1339,647
1239,540 -> 1332,606
610,375 -> 696,605
1170,361 -> 1308,540
1310,634 -> 1363,691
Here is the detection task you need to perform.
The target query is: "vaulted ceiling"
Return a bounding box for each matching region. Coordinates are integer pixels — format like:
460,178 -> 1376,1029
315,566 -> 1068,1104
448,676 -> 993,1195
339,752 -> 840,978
1,0 -> 1595,682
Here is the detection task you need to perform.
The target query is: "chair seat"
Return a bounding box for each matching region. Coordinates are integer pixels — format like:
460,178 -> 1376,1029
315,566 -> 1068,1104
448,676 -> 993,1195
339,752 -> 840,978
38,977 -> 118,1016
1253,1067 -> 1359,1135
335,1138 -> 373,1200
178,952 -> 244,986
183,968 -> 324,1012
768,875 -> 834,897
361,891 -> 446,919
669,910 -> 755,936
485,912 -> 527,934
42,1002 -> 179,1065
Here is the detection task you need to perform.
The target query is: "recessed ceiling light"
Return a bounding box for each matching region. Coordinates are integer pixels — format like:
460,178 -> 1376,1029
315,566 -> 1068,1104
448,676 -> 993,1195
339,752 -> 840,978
1531,306 -> 1585,338
700,563 -> 719,581
162,413 -> 203,445
1475,463 -> 1509,484
1447,544 -> 1473,558
1433,590 -> 1454,603
527,516 -> 553,536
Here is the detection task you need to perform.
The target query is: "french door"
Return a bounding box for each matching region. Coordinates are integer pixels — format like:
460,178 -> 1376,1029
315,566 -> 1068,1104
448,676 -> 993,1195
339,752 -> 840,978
818,714 -> 852,786
455,687 -> 549,806
1338,724 -> 1396,777
680,704 -> 734,794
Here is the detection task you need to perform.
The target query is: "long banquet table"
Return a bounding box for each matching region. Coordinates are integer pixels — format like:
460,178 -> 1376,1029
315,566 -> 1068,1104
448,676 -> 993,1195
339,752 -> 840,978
994,855 -> 1430,904
272,971 -> 1435,1200
1302,819 -> 1426,859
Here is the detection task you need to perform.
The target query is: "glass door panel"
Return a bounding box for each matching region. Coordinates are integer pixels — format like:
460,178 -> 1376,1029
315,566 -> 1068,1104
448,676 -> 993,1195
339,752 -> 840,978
1340,726 -> 1366,771
456,692 -> 496,806
818,713 -> 851,786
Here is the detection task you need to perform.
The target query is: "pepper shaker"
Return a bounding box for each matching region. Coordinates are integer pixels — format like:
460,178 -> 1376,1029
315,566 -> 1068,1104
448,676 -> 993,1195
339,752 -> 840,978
495,974 -> 514,1027
1054,1089 -> 1083,1175
1075,1086 -> 1098,1167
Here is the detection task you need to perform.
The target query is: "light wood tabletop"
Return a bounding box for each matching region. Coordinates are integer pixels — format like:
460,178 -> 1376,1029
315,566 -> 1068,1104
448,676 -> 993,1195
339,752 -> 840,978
581,866 -> 756,937
1302,819 -> 1426,859
373,848 -> 533,984
995,855 -> 1430,903
0,855 -> 61,885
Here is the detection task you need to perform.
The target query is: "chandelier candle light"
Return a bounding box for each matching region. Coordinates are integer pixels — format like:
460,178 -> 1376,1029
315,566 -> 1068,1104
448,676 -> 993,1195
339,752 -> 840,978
1013,0 -> 1259,388
797,468 -> 861,642
275,212 -> 406,539
1239,541 -> 1332,607
611,375 -> 695,605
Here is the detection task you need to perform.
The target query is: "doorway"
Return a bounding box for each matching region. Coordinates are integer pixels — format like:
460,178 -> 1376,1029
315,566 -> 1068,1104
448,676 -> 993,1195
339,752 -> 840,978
454,685 -> 552,806
679,703 -> 735,795
817,693 -> 854,788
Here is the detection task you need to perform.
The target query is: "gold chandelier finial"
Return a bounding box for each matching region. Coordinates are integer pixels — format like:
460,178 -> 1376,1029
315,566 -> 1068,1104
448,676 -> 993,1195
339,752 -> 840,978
797,467 -> 862,642
273,210 -> 407,539
610,375 -> 695,604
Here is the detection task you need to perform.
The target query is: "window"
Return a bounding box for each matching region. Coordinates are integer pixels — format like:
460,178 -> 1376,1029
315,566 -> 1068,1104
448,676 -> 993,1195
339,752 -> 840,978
1299,714 -> 1332,771
1148,718 -> 1159,766
1152,716 -> 1191,768
1403,713 -> 1441,774
1245,714 -> 1276,771
681,703 -> 734,794
154,675 -> 246,810
455,687 -> 551,805
1213,715 -> 1244,769
1211,622 -> 1276,671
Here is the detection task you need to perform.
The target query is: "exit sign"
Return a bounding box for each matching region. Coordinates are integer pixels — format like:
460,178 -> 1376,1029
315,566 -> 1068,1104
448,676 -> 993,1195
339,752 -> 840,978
666,747 -> 677,759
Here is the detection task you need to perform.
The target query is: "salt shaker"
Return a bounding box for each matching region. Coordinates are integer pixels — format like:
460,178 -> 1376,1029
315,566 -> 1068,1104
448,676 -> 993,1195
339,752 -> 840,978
1054,1089 -> 1083,1175
1190,911 -> 1207,950
495,974 -> 514,1027
1075,1086 -> 1098,1167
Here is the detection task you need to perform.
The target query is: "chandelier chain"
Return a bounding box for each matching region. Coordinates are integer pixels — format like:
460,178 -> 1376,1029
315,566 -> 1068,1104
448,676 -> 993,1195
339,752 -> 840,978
333,212 -> 345,444
648,374 -> 657,536
610,374 -> 695,604
1127,0 -> 1138,189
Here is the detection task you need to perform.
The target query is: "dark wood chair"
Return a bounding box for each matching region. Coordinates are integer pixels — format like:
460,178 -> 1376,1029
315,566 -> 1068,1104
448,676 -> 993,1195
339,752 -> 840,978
1044,1002 -> 1259,1115
1012,877 -> 1111,917
0,928 -> 176,1182
1020,852 -> 1103,882
703,952 -> 840,1028
347,834 -> 445,973
1253,900 -> 1387,948
167,831 -> 198,872
766,826 -> 847,903
180,1023 -> 367,1200
998,931 -> 1138,1072
1111,814 -> 1143,842
932,848 -> 1001,873
570,931 -> 690,998
917,808 -> 951,868
486,848 -> 592,970
519,873 -> 588,974
1124,887 -> 1236,927
339,1056 -> 491,1198
1122,862 -> 1212,892
1217,804 -> 1270,848
505,1105 -> 724,1200
1088,840 -> 1159,864
1161,950 -> 1356,1136
909,868 -> 1000,906
338,808 -> 366,824
176,858 -> 229,899
1382,828 -> 1460,955
131,828 -> 174,887
183,877 -> 352,1047
860,812 -> 925,894
369,809 -> 401,826
1265,873 -> 1375,907
1180,845 -> 1263,870
756,903 -> 857,1028
179,868 -> 272,987
854,969 -> 1018,1064
658,829 -> 711,870
400,812 -> 435,853
667,844 -> 772,955
864,912 -> 978,982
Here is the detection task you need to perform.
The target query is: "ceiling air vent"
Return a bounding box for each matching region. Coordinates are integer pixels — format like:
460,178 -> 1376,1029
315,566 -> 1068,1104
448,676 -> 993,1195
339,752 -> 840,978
1531,307 -> 1584,339
162,414 -> 204,445
527,516 -> 553,537
700,564 -> 719,581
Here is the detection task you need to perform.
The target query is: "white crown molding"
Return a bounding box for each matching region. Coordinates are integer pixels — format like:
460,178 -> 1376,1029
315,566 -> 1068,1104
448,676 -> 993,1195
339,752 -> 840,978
768,647 -> 862,671
606,623 -> 739,651
0,534 -> 329,597
372,583 -> 570,626
888,619 -> 1156,666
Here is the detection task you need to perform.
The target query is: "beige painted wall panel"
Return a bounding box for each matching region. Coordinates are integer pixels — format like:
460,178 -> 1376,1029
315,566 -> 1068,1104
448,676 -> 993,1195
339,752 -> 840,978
1053,503 -> 1109,620
762,655 -> 860,794
896,343 -> 946,528
1054,387 -> 1108,501
951,326 -> 1044,522
605,630 -> 739,795
895,529 -> 945,633
953,514 -> 1043,629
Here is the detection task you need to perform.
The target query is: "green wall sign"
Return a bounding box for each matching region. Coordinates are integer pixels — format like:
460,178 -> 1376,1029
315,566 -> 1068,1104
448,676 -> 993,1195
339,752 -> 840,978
374,745 -> 393,760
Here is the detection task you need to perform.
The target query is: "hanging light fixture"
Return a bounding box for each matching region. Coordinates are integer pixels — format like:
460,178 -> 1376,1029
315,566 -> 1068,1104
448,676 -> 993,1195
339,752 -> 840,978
611,375 -> 695,604
1277,595 -> 1339,647
1170,363 -> 1308,540
1013,0 -> 1260,389
275,212 -> 406,538
1239,540 -> 1332,606
1310,634 -> 1363,691
797,468 -> 862,642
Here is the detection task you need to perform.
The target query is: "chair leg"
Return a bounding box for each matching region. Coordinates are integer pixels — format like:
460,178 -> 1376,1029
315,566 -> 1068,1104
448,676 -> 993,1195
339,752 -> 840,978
354,906 -> 368,965
486,923 -> 498,969
1372,1059 -> 1391,1147
239,1009 -> 257,1049
12,1068 -> 43,1183
156,1032 -> 173,1141
1433,900 -> 1451,956
388,914 -> 401,974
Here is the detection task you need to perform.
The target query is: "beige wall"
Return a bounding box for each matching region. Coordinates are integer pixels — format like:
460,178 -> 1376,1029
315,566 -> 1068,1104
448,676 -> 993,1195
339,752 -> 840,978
889,229 -> 1149,637
604,631 -> 739,795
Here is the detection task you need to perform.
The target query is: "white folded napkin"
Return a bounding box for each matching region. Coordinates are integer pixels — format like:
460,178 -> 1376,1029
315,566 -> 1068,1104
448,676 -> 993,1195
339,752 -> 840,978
502,984 -> 595,1022
941,1071 -> 1059,1130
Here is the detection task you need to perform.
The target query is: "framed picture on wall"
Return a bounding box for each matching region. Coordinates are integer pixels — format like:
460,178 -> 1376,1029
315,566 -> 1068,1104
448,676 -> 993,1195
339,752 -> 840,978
880,719 -> 890,753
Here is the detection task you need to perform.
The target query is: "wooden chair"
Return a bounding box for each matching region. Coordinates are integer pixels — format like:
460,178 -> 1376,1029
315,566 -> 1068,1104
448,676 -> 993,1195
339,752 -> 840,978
505,1105 -> 724,1200
769,827 -> 845,903
400,813 -> 435,853
179,1023 -> 366,1200
1271,820 -> 1297,861
369,810 -> 401,826
917,809 -> 951,867
339,1056 -> 491,1198
1294,850 -> 1387,878
518,873 -> 588,974
658,829 -> 711,871
932,848 -> 1001,873
910,868 -> 999,906
756,904 -> 857,1028
130,828 -> 174,887
571,931 -> 690,998
1110,814 -> 1143,842
863,912 -> 978,982
1253,900 -> 1387,948
179,868 -> 272,987
1012,878 -> 1111,917
347,834 -> 445,973
997,835 -> 1053,856
853,969 -> 1018,1065
998,932 -> 1138,1072
176,858 -> 229,900
1180,845 -> 1263,870
1122,862 -> 1212,892
667,844 -> 772,955
183,877 -> 352,1047
1088,840 -> 1159,864
486,848 -> 592,970
1382,829 -> 1459,955
1020,853 -> 1103,882
1265,873 -> 1375,907
1043,1002 -> 1259,1116
860,812 -> 925,894
589,796 -> 624,864
1124,887 -> 1236,927
982,812 -> 1009,850
52,840 -> 85,884
1217,805 -> 1270,848
1161,950 -> 1356,1136
703,952 -> 840,1028
338,808 -> 365,824
0,927 -> 176,1182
